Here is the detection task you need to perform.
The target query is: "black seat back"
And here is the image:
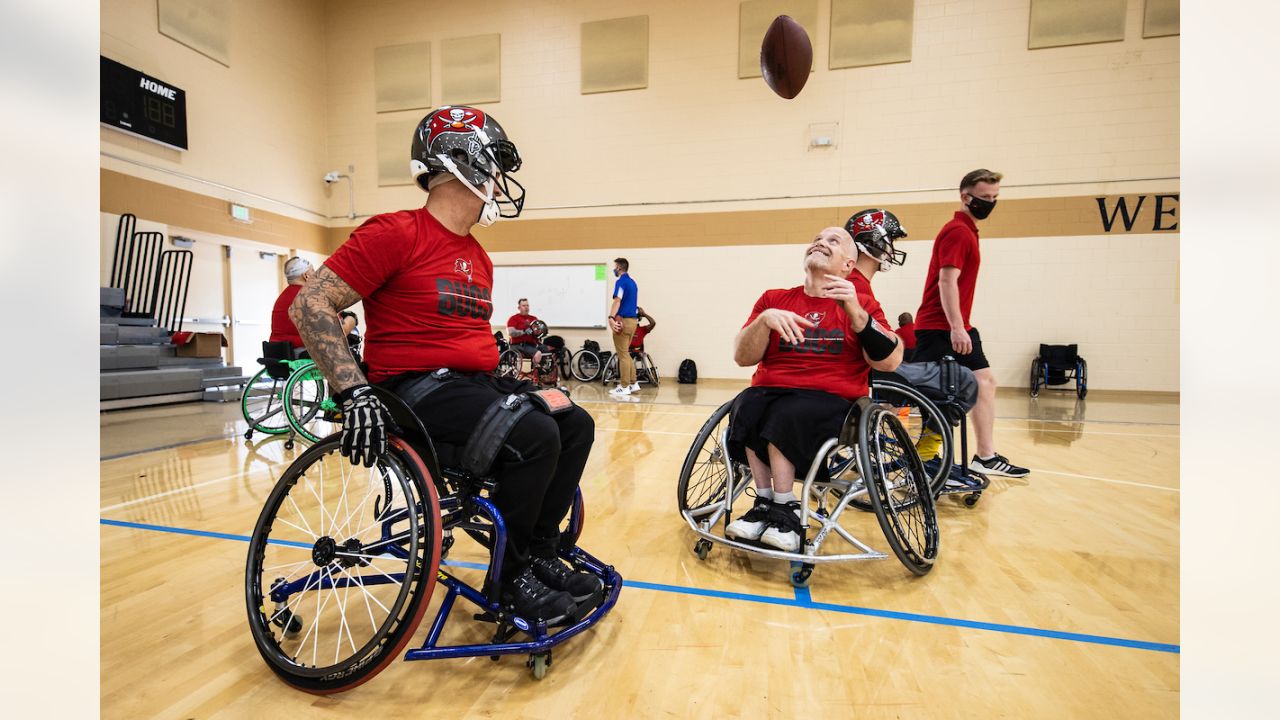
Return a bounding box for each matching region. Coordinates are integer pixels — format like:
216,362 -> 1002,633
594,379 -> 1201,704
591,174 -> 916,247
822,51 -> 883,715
261,341 -> 295,380
1039,343 -> 1079,368
371,386 -> 446,492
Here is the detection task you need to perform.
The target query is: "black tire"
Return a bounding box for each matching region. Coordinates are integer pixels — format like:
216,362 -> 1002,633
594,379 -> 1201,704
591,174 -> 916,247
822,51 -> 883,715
600,354 -> 619,386
1029,359 -> 1042,398
245,436 -> 442,693
496,349 -> 520,379
643,353 -> 660,387
556,347 -> 572,379
858,406 -> 939,576
242,367 -> 292,435
868,380 -> 953,500
570,350 -> 601,382
677,401 -> 746,516
1077,360 -> 1088,399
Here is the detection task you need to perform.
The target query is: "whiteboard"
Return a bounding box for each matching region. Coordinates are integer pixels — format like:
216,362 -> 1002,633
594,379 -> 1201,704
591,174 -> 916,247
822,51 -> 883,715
492,264 -> 609,329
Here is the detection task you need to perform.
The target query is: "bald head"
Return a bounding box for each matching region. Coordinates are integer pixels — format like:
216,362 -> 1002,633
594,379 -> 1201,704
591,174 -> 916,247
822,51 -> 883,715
803,226 -> 857,276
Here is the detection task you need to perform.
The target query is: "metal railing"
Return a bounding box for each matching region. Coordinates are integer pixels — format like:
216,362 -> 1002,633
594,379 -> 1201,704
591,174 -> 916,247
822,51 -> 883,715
153,249 -> 193,334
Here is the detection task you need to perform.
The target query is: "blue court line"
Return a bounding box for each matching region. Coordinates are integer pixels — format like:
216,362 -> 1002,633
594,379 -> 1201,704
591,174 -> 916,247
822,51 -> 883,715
99,518 -> 1179,655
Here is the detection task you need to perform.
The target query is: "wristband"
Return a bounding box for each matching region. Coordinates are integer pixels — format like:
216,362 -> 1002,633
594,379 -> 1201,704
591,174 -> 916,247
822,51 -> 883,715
855,319 -> 898,361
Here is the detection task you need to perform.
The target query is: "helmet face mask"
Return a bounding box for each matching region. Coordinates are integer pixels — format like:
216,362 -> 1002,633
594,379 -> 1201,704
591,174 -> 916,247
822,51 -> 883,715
845,208 -> 907,271
410,106 -> 526,225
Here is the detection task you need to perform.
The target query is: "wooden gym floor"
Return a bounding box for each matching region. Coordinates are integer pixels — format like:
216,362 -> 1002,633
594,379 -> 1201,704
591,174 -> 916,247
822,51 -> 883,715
101,381 -> 1178,718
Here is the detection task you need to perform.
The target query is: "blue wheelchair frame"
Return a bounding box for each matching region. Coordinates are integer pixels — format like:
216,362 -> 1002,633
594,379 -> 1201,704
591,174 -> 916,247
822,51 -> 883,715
254,387 -> 622,686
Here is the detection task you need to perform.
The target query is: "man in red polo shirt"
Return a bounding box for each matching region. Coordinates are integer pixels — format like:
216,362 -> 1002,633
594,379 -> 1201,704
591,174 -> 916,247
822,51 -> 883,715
269,256 -> 312,353
628,307 -> 656,351
288,106 -> 600,625
725,226 -> 902,552
913,168 -> 1028,478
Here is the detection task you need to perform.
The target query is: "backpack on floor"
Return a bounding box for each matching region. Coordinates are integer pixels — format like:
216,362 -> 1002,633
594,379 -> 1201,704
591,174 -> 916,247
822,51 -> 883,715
678,359 -> 698,384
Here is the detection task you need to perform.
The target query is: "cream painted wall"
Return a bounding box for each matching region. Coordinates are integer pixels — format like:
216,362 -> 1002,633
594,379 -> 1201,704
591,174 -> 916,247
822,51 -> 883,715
323,0 -> 1178,220
489,228 -> 1178,392
100,0 -> 330,222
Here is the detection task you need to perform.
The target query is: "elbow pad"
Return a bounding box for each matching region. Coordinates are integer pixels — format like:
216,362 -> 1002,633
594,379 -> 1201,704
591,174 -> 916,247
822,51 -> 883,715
855,320 -> 898,361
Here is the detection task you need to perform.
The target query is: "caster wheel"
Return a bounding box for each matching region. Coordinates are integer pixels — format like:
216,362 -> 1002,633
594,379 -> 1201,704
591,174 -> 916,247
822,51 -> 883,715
273,608 -> 304,638
693,539 -> 712,561
790,569 -> 813,588
284,440 -> 294,451
244,429 -> 254,440
963,493 -> 981,507
529,652 -> 550,680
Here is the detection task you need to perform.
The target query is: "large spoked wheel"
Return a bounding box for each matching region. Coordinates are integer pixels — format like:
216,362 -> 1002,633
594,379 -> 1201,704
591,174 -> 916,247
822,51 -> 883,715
1076,360 -> 1088,399
536,353 -> 559,386
284,364 -> 340,444
570,350 -> 601,382
1029,359 -> 1042,398
869,381 -> 953,499
858,406 -> 939,576
641,353 -> 660,387
555,347 -> 573,380
496,350 -> 520,379
600,354 -> 619,386
678,401 -> 750,518
243,367 -> 293,436
245,436 -> 442,693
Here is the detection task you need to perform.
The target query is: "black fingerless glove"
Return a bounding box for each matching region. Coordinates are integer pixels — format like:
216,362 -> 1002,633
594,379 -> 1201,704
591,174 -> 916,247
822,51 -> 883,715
335,384 -> 393,467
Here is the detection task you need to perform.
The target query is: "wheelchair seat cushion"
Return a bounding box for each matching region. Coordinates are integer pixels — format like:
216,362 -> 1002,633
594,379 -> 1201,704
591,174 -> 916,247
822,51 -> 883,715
727,386 -> 851,482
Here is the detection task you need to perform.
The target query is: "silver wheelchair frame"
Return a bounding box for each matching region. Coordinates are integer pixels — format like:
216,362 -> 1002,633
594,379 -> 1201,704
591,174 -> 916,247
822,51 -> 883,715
678,395 -> 939,587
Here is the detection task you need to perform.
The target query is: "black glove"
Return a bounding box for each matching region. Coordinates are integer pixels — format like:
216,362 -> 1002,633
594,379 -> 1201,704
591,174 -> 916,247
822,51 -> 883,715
335,384 -> 393,467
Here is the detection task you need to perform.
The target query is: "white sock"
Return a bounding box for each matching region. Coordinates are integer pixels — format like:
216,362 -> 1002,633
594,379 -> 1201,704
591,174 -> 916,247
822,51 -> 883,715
978,454 -> 995,461
773,491 -> 797,505
755,487 -> 773,501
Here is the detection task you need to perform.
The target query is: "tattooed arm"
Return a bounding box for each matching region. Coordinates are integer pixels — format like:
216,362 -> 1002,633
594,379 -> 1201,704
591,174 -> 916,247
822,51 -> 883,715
289,265 -> 366,393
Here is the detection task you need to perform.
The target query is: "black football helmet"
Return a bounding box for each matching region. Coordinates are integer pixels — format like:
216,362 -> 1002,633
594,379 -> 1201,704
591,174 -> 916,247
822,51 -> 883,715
845,208 -> 907,271
410,106 -> 525,225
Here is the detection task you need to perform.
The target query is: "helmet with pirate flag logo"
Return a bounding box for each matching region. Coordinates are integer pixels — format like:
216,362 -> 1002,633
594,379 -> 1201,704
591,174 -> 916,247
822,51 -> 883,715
410,106 -> 526,226
844,208 -> 907,272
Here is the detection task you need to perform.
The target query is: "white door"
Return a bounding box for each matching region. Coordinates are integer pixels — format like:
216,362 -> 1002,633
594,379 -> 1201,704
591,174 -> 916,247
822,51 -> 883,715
229,246 -> 284,369
177,238 -> 229,339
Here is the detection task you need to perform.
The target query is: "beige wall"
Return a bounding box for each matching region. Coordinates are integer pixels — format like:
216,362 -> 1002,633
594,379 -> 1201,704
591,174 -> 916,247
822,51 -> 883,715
490,228 -> 1178,392
100,0 -> 330,223
323,0 -> 1178,220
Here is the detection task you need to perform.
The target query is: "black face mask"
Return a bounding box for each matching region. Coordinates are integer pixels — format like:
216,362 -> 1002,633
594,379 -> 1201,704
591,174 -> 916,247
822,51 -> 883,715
967,195 -> 996,220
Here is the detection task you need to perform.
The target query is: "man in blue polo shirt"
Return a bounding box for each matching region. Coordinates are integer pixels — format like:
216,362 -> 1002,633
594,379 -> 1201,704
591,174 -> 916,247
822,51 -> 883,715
607,257 -> 640,395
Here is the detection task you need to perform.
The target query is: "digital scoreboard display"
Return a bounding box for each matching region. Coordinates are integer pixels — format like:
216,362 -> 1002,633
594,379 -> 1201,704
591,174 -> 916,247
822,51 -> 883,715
101,56 -> 188,151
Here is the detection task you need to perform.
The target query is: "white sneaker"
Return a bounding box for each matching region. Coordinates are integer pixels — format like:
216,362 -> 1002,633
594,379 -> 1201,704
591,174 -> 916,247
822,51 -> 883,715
627,383 -> 641,392
725,497 -> 772,541
759,501 -> 803,552
608,385 -> 631,396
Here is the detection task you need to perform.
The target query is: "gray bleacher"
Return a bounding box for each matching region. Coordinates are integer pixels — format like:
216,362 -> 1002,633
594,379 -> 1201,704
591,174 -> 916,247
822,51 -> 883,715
100,286 -> 254,410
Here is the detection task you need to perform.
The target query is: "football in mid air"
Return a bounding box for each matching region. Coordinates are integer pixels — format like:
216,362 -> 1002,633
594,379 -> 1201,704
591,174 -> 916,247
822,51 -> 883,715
760,15 -> 813,99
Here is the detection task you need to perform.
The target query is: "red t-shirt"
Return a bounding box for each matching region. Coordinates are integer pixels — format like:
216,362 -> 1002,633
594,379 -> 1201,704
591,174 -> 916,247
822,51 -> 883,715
629,324 -> 651,350
896,322 -> 917,349
270,284 -> 305,348
915,211 -> 981,332
324,208 -> 496,383
742,286 -> 888,401
506,313 -> 540,345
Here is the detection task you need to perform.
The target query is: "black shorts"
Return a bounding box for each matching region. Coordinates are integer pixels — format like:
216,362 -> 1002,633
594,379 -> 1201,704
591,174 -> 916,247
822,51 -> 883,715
511,342 -> 549,358
913,327 -> 990,372
727,387 -> 853,481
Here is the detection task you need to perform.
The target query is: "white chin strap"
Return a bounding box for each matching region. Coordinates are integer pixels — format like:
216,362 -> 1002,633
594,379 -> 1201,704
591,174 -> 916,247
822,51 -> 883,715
437,154 -> 501,227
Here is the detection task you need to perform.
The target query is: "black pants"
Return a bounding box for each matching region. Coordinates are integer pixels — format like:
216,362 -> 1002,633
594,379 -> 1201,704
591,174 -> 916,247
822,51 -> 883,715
727,386 -> 852,483
395,373 -> 595,581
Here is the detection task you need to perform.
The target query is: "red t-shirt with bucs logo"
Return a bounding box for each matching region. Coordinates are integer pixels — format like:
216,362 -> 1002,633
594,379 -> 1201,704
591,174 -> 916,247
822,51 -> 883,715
506,313 -> 540,345
324,207 -> 496,382
629,325 -> 651,350
742,285 -> 891,401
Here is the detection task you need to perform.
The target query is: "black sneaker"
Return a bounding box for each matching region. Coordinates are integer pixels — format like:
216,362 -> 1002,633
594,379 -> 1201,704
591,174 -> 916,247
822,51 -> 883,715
501,566 -> 577,624
725,495 -> 772,541
530,555 -> 603,603
969,453 -> 1030,478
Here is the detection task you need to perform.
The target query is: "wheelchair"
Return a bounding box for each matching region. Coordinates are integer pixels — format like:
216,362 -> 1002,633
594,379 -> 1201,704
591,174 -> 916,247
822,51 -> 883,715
869,374 -> 989,508
242,341 -> 343,450
569,342 -> 610,382
600,348 -> 659,387
245,385 -> 621,692
496,320 -> 561,386
677,393 -> 940,587
1030,343 -> 1087,399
